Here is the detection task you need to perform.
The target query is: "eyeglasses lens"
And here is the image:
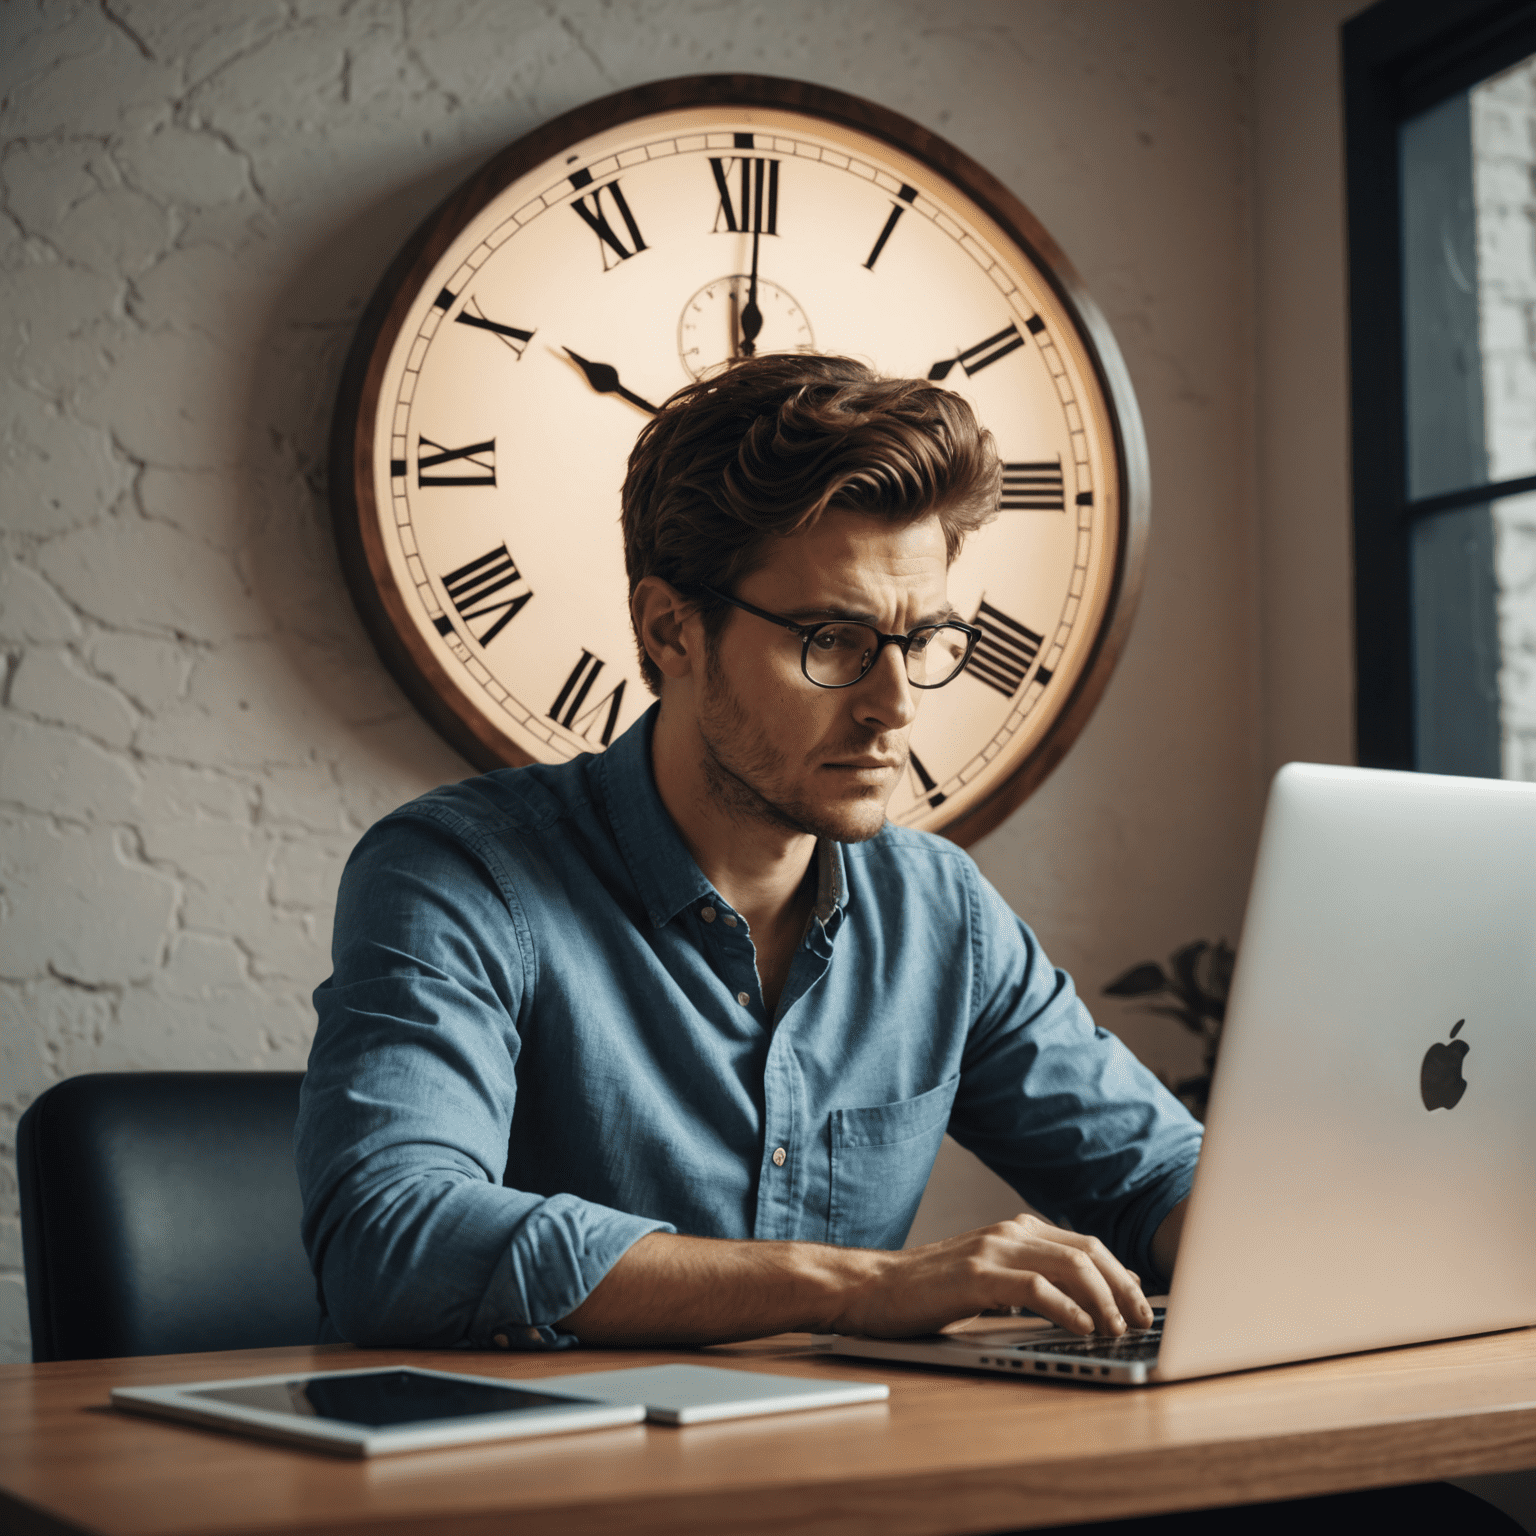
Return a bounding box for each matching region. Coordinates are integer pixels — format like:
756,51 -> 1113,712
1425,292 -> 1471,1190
805,623 -> 877,687
804,623 -> 972,688
908,625 -> 972,687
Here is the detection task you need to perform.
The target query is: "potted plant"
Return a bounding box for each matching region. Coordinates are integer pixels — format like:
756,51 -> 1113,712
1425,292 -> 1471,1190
1102,939 -> 1234,1120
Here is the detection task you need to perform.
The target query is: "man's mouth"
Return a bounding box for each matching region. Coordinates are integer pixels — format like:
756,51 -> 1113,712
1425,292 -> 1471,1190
824,757 -> 903,772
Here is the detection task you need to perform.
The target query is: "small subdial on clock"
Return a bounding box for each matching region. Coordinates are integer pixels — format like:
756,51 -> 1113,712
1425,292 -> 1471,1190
677,275 -> 815,379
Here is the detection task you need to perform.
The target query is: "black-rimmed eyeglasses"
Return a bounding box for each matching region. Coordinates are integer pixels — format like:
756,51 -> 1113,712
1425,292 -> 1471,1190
700,585 -> 981,690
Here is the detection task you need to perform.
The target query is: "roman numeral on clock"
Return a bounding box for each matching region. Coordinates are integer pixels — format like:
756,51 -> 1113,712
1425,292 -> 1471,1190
927,322 -> 1025,382
416,436 -> 495,488
1000,458 -> 1066,511
710,155 -> 780,234
437,544 -> 532,647
907,749 -> 946,809
549,649 -> 627,747
569,173 -> 647,270
452,296 -> 534,358
863,183 -> 918,270
968,600 -> 1049,697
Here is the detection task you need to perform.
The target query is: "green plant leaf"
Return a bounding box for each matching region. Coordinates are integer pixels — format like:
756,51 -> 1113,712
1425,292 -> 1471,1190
1204,941 -> 1235,1023
1167,940 -> 1211,1016
1103,962 -> 1168,997
1169,938 -> 1232,1023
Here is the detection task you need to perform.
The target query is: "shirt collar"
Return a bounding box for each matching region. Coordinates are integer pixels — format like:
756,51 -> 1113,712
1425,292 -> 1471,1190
598,705 -> 713,928
596,704 -> 848,932
814,836 -> 846,925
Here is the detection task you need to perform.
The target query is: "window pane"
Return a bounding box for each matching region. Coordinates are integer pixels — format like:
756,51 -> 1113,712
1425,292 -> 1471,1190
1399,54 -> 1536,503
1401,54 -> 1536,780
1494,489 -> 1536,779
1410,489 -> 1536,781
1473,59 -> 1536,490
1411,505 -> 1501,775
1401,93 -> 1486,503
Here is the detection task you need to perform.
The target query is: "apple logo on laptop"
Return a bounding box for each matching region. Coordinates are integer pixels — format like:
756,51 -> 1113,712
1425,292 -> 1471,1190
1420,1019 -> 1469,1111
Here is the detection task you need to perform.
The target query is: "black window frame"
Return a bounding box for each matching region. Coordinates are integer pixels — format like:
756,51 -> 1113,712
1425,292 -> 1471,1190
1344,0 -> 1536,770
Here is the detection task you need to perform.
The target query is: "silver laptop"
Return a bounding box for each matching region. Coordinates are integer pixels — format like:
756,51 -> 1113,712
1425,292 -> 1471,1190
830,763 -> 1536,1384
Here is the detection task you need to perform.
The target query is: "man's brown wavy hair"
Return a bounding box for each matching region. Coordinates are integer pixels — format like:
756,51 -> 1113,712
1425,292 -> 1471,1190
621,354 -> 1000,695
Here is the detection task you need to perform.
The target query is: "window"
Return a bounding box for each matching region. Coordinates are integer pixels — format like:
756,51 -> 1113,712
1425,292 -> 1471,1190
1345,0 -> 1536,776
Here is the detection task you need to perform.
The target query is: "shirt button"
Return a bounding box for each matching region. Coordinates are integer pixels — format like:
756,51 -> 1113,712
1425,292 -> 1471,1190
492,1333 -> 509,1349
772,1147 -> 787,1167
701,906 -> 716,922
736,991 -> 751,1006
723,915 -> 738,928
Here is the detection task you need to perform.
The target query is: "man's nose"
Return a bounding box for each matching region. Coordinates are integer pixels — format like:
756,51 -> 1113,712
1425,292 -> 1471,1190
852,641 -> 918,731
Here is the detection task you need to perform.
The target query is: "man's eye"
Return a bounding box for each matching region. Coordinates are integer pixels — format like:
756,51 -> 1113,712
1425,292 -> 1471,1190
813,625 -> 867,651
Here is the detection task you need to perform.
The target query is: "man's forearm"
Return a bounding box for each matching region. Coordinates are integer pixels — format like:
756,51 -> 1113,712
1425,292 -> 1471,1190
558,1231 -> 873,1344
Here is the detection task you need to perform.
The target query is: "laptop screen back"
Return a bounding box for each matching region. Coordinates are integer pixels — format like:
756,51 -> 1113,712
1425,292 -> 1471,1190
1158,764 -> 1536,1381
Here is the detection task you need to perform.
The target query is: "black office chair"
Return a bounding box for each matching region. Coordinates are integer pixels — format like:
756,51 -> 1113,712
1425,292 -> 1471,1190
17,1072 -> 323,1361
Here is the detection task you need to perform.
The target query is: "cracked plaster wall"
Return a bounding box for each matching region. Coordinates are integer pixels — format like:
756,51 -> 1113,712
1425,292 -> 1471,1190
0,0 -> 1332,1362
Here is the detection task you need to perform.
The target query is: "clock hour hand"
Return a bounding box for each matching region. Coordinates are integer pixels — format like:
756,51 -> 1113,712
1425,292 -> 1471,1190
562,347 -> 659,415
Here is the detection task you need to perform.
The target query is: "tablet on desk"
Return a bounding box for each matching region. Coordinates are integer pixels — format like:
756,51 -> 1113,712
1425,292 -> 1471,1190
532,1363 -> 890,1424
111,1365 -> 644,1457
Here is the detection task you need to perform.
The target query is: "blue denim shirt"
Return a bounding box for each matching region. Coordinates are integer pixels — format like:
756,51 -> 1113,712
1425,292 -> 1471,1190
297,707 -> 1201,1349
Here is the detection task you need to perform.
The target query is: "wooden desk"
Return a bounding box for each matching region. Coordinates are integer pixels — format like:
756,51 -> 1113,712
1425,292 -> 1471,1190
3,1327 -> 1534,1536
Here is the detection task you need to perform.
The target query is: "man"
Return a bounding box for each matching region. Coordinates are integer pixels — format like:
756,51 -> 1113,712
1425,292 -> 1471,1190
296,354 -> 1201,1352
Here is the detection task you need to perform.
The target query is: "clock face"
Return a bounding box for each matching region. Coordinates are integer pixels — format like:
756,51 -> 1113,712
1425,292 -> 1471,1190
334,79 -> 1147,845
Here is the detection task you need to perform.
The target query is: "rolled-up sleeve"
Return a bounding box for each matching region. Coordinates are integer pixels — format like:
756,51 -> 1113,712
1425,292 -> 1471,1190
949,866 -> 1203,1291
295,813 -> 671,1350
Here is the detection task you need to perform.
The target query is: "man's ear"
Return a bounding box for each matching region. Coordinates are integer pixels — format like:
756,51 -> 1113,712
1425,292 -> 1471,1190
631,576 -> 701,681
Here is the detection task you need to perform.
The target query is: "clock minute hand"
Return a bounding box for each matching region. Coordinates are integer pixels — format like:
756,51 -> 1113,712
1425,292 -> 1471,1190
562,347 -> 659,415
739,224 -> 764,358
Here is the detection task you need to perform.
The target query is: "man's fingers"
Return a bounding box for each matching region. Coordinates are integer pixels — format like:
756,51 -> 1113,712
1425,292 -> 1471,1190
1039,1244 -> 1128,1335
1038,1229 -> 1154,1329
989,1226 -> 1149,1334
984,1233 -> 1123,1335
1007,1272 -> 1095,1335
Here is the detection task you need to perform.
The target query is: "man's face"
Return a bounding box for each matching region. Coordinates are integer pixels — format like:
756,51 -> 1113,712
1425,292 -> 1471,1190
696,509 -> 952,843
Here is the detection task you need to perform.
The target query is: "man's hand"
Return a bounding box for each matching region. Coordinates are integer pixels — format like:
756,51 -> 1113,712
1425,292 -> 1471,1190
830,1214 -> 1153,1339
560,1213 -> 1153,1346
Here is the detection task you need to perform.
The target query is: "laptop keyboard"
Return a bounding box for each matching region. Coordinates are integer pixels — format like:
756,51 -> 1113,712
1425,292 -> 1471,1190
1022,1309 -> 1165,1362
1024,1328 -> 1162,1361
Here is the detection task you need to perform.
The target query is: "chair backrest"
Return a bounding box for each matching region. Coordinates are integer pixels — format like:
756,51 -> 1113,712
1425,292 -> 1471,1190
17,1072 -> 322,1361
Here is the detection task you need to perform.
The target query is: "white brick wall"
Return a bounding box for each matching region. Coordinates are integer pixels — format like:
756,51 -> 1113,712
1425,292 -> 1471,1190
1473,57 -> 1536,780
1,0 -> 1272,1365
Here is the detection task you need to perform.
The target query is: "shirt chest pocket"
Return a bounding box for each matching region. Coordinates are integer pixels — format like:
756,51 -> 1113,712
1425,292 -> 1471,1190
826,1075 -> 960,1250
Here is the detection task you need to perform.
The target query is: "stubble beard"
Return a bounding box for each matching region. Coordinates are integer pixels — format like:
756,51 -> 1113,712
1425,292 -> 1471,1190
697,649 -> 898,845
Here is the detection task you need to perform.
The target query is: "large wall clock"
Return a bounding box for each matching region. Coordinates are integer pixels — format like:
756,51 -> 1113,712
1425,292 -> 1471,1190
331,75 -> 1148,847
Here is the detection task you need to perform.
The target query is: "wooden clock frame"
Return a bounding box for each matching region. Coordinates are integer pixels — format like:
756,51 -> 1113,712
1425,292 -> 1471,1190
328,73 -> 1149,849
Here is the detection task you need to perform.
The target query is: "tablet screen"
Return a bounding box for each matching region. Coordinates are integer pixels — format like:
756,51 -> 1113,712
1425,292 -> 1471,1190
188,1370 -> 589,1428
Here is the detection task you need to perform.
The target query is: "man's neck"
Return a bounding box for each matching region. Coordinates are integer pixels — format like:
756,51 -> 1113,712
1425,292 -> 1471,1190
649,701 -> 816,937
